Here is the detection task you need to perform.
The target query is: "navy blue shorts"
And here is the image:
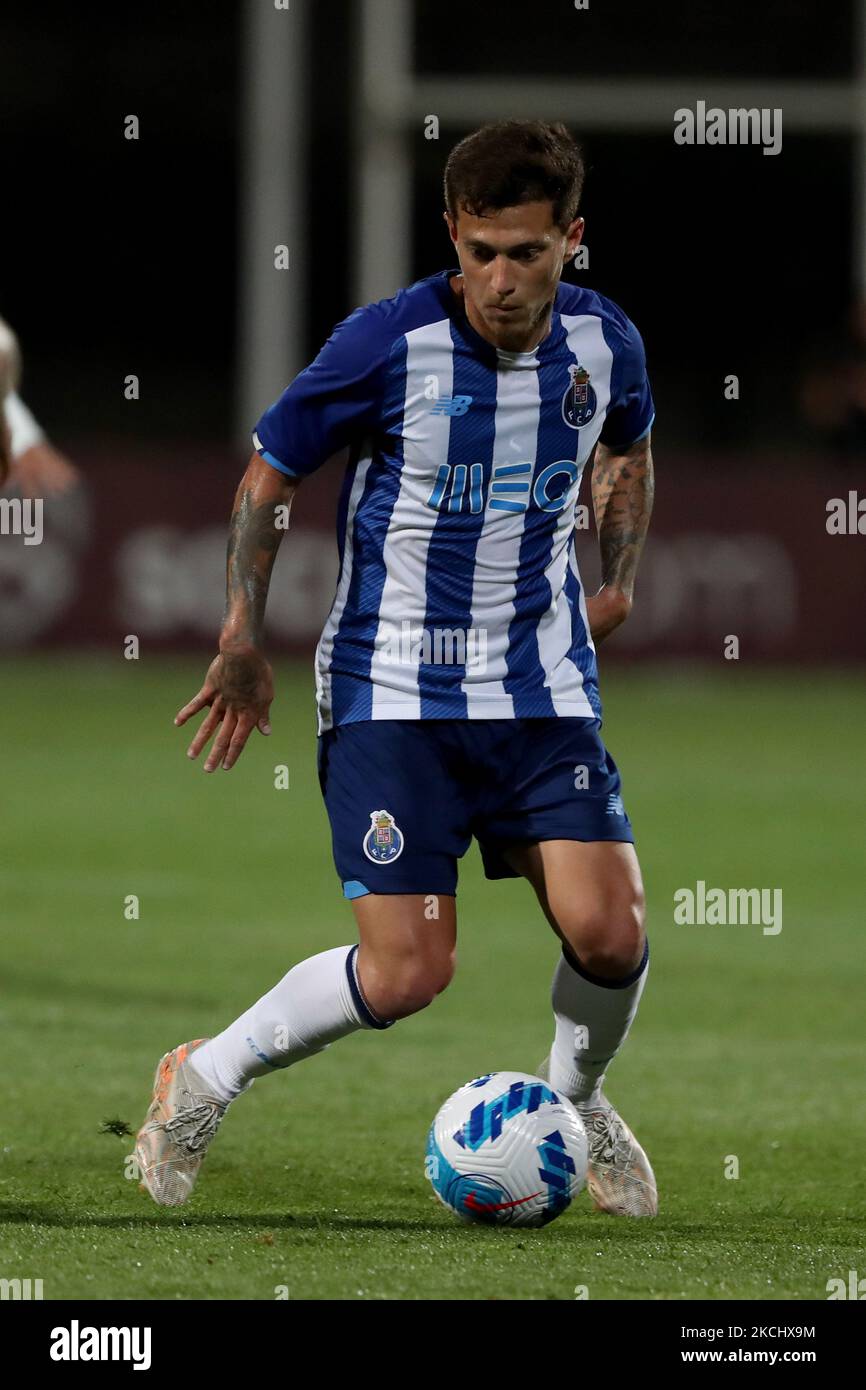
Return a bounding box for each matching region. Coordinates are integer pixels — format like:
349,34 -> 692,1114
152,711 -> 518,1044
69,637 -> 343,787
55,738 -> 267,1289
316,718 -> 634,899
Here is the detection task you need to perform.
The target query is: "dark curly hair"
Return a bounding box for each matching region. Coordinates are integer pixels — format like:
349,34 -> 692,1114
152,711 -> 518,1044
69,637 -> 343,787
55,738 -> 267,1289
444,120 -> 585,233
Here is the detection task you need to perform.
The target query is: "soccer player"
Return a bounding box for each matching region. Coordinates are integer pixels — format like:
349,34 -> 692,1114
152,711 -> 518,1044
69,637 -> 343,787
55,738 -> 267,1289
136,121 -> 657,1217
0,315 -> 80,496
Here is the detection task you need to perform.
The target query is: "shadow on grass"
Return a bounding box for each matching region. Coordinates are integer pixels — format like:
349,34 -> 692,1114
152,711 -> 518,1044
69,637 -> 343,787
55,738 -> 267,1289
0,1202 -> 452,1235
3,1200 -> 857,1241
0,1200 -> 679,1238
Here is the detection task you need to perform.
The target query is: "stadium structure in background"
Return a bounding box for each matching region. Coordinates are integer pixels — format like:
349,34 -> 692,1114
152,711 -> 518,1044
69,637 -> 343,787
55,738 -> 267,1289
1,0 -> 865,663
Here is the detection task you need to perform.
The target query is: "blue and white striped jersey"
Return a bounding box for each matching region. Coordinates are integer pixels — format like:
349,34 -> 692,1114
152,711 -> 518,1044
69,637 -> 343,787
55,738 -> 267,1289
253,268 -> 654,733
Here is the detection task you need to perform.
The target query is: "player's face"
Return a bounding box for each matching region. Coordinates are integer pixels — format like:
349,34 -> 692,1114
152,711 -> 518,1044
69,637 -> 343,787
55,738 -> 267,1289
445,200 -> 584,351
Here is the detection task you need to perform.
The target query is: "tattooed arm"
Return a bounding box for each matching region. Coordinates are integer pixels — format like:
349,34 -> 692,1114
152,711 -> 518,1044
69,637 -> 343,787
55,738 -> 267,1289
585,430 -> 654,643
175,452 -> 300,771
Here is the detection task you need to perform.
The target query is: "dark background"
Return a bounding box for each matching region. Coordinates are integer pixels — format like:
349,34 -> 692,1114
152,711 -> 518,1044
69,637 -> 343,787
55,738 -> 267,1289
1,0 -> 859,452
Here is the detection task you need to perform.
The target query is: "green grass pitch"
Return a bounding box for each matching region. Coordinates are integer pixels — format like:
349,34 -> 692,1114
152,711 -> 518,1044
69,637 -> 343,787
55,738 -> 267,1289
1,656 -> 864,1300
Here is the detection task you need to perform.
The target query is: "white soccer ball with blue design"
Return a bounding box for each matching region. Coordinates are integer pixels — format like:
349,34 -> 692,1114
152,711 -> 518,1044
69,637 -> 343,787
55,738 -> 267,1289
425,1071 -> 587,1227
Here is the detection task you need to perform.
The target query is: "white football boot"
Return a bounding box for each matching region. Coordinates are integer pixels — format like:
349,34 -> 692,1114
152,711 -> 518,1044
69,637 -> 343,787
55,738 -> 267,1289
135,1039 -> 231,1207
537,1055 -> 658,1217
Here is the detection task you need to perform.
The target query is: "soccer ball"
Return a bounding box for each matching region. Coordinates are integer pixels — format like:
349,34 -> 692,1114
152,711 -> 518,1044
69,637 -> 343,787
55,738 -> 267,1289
425,1071 -> 587,1227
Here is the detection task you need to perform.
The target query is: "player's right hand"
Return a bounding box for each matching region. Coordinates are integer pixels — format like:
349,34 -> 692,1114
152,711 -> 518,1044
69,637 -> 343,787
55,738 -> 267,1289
175,646 -> 274,772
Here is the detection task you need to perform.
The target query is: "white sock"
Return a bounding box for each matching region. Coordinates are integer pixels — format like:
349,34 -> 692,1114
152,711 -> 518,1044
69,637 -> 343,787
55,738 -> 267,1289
548,940 -> 649,1111
191,944 -> 393,1104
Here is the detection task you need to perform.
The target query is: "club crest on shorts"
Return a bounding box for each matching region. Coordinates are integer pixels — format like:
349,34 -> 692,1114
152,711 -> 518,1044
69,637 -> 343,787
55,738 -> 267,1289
562,363 -> 597,429
362,809 -> 404,864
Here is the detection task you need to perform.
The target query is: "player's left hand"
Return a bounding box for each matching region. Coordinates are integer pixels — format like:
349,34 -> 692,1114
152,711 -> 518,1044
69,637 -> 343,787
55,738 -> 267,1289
9,442 -> 80,498
586,584 -> 632,643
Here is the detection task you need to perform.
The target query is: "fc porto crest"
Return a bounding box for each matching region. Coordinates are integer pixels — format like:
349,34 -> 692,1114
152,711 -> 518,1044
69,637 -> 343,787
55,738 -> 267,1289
362,809 -> 404,865
562,363 -> 597,429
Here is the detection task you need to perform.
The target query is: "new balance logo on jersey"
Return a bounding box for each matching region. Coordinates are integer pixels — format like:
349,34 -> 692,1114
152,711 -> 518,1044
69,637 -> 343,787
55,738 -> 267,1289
429,394 -> 473,416
426,459 -> 580,516
606,793 -> 625,816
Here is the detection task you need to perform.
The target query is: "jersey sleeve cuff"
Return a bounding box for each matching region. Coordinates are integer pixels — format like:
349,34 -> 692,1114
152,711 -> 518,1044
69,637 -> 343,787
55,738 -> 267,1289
252,430 -> 300,478
601,411 -> 655,453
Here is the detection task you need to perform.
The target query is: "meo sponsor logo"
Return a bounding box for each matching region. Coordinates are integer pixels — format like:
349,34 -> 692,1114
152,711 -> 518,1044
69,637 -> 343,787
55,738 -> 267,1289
427,459 -> 580,516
